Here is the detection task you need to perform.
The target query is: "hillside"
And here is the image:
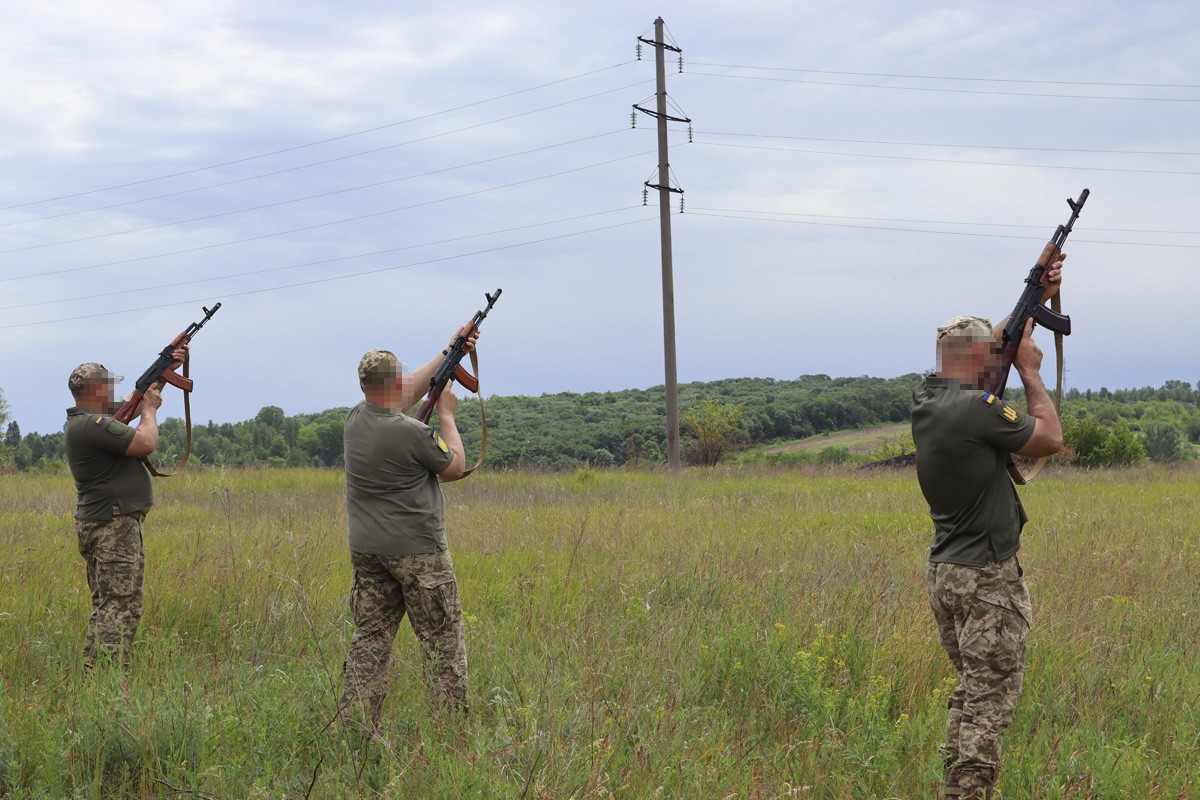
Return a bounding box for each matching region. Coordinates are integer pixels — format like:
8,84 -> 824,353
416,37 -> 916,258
4,375 -> 1199,471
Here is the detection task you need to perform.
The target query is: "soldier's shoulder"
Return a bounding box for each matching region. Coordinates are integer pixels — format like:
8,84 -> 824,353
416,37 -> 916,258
88,414 -> 131,434
975,392 -> 1022,425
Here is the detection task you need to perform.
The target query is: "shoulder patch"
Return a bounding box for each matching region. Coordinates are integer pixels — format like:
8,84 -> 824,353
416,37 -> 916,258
103,418 -> 130,435
1000,404 -> 1019,423
430,428 -> 449,453
981,392 -> 997,405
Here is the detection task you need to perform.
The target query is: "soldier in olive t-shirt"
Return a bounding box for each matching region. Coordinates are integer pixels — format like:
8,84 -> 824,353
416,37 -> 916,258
912,295 -> 1066,798
344,401 -> 455,555
63,355 -> 182,670
65,408 -> 153,520
912,377 -> 1034,567
339,329 -> 477,728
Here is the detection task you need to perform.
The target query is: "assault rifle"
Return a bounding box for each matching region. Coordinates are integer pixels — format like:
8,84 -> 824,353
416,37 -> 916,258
114,303 -> 222,423
414,289 -> 501,424
986,189 -> 1088,399
112,303 -> 221,477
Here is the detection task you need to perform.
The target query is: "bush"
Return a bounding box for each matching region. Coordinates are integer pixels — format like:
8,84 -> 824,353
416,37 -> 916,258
816,446 -> 852,466
1141,421 -> 1187,463
1064,416 -> 1144,467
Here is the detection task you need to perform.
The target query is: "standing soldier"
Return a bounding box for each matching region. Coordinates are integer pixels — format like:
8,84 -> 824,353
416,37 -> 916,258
911,257 -> 1065,798
340,324 -> 478,732
65,350 -> 184,670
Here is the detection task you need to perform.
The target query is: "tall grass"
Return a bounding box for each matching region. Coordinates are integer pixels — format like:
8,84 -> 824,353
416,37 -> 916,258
1,465 -> 1197,798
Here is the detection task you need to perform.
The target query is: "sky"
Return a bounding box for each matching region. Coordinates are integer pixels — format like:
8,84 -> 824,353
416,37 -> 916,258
2,0 -> 1198,435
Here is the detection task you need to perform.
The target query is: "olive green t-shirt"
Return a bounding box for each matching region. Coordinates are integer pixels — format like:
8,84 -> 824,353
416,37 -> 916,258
911,377 -> 1036,566
64,408 -> 153,521
343,401 -> 456,556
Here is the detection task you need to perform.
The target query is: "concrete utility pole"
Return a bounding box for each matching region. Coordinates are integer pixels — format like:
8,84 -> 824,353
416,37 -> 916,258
635,17 -> 688,469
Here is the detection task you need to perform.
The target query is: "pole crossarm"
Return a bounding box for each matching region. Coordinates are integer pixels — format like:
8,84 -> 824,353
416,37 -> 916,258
636,36 -> 682,54
644,181 -> 684,194
632,104 -> 691,124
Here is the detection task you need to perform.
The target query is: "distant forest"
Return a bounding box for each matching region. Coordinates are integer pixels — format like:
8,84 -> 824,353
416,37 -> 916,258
3,376 -> 1199,471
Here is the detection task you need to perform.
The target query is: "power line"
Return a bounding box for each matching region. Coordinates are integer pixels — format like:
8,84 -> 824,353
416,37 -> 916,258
694,130 -> 1200,158
688,61 -> 1200,90
691,139 -> 1200,176
687,207 -> 1200,236
0,61 -> 639,212
0,207 -> 642,310
0,129 -> 629,249
2,81 -> 651,228
684,69 -> 1200,102
0,216 -> 657,330
684,208 -> 1200,248
0,148 -> 657,281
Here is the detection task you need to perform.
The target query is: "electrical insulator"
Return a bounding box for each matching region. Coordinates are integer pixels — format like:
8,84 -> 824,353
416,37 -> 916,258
631,109 -> 637,129
642,187 -> 649,206
687,124 -> 693,143
680,195 -> 685,213
678,55 -> 684,73
636,42 -> 642,60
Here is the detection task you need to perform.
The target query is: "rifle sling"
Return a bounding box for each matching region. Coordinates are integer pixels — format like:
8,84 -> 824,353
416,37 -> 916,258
461,348 -> 488,477
1006,290 -> 1064,485
141,351 -> 194,478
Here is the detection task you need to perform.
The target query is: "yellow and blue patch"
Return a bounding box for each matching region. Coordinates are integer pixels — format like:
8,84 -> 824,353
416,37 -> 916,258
981,392 -> 998,405
95,415 -> 128,435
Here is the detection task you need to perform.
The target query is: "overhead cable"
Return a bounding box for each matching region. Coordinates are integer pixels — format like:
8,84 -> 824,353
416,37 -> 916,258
0,61 -> 639,212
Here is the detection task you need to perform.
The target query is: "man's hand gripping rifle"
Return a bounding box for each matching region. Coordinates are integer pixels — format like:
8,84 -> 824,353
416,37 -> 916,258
415,289 -> 501,425
986,189 -> 1088,399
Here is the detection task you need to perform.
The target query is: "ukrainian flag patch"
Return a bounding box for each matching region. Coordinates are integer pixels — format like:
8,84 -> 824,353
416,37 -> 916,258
982,392 -> 997,405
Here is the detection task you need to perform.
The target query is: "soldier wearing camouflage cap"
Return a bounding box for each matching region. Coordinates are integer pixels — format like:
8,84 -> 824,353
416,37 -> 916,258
65,349 -> 185,670
911,256 -> 1066,798
339,323 -> 479,732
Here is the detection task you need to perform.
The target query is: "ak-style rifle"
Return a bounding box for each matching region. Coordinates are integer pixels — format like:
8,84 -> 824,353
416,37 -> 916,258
987,190 -> 1088,484
414,289 -> 501,477
115,303 -> 221,475
986,189 -> 1087,399
414,289 -> 501,424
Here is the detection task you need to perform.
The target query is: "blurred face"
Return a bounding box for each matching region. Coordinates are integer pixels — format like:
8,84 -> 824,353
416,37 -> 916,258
77,377 -> 117,410
938,335 -> 1003,388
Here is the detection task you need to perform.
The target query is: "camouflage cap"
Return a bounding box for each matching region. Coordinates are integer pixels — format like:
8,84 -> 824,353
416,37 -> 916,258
357,349 -> 404,386
68,362 -> 124,393
936,315 -> 994,342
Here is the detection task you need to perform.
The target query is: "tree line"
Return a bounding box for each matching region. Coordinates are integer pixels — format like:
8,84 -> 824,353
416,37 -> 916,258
2,375 -> 1198,472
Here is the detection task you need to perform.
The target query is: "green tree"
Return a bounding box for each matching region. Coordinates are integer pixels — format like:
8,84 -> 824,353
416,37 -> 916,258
1098,423 -> 1144,466
297,420 -> 344,466
1141,421 -> 1185,463
681,399 -> 746,467
1063,415 -> 1110,468
0,389 -> 9,470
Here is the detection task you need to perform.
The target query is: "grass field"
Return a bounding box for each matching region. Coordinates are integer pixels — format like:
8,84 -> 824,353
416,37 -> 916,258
1,466 -> 1197,798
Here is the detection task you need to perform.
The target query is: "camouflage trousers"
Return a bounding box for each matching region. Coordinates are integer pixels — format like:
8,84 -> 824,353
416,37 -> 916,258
927,555 -> 1032,789
341,549 -> 468,729
76,509 -> 145,670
